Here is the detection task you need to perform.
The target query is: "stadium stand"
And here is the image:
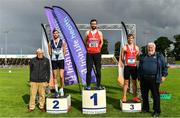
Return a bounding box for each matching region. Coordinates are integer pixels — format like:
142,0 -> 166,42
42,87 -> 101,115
0,54 -> 118,67
101,54 -> 118,66
0,55 -> 35,67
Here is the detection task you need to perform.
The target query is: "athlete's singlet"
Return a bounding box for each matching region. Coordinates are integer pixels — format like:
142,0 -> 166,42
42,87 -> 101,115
86,31 -> 101,53
51,39 -> 64,61
125,44 -> 137,66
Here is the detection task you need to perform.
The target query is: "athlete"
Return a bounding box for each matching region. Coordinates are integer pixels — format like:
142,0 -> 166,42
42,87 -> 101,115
85,19 -> 103,90
48,29 -> 66,97
119,34 -> 140,102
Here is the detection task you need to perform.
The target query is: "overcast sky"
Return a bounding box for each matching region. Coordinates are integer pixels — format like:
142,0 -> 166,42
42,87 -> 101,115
0,0 -> 180,54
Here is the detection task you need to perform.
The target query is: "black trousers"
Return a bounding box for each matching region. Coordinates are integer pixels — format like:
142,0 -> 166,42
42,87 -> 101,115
140,77 -> 160,113
86,53 -> 101,87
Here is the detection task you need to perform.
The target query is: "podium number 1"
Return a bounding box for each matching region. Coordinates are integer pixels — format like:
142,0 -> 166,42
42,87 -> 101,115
53,100 -> 59,109
90,93 -> 97,105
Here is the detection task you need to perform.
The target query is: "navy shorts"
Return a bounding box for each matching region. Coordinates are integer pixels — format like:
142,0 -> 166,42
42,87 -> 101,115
124,66 -> 137,80
51,60 -> 64,70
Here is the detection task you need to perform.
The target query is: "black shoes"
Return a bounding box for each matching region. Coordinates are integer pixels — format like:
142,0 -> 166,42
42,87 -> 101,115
152,112 -> 160,117
27,109 -> 34,112
85,86 -> 91,90
94,86 -> 104,90
40,108 -> 46,112
85,86 -> 104,90
54,91 -> 60,98
141,109 -> 150,113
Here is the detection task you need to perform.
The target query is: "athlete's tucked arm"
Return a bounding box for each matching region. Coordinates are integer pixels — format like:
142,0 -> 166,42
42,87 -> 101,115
99,31 -> 103,48
136,45 -> 140,58
119,47 -> 125,67
48,42 -> 52,56
84,31 -> 89,46
62,41 -> 67,56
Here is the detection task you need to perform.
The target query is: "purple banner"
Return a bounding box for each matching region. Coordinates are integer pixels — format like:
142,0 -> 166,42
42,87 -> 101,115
45,7 -> 79,85
52,6 -> 96,84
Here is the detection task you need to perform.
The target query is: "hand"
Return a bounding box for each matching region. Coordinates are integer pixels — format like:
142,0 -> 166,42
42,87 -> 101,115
100,44 -> 103,49
45,82 -> 49,87
118,62 -> 124,67
161,76 -> 166,82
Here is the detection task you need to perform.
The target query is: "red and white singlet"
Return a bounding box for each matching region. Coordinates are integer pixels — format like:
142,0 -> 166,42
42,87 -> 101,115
86,30 -> 101,53
125,44 -> 137,66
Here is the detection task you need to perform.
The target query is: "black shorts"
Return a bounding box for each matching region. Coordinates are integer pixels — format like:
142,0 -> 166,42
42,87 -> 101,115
124,66 -> 137,80
51,60 -> 64,70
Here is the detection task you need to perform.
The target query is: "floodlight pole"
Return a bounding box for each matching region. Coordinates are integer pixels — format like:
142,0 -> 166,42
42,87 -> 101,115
4,30 -> 9,66
1,48 -> 3,55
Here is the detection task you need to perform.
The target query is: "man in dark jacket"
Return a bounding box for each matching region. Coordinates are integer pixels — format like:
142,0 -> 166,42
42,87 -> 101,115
138,42 -> 168,117
28,48 -> 50,112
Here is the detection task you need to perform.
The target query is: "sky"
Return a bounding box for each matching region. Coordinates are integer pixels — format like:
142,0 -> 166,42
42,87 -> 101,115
0,0 -> 180,54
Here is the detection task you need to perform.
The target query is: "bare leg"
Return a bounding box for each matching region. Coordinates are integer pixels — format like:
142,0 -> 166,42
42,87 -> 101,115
59,69 -> 64,89
122,80 -> 129,102
132,80 -> 137,97
53,69 -> 58,92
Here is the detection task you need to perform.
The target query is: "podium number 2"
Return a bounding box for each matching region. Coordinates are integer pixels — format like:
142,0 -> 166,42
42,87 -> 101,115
90,93 -> 97,105
53,100 -> 59,109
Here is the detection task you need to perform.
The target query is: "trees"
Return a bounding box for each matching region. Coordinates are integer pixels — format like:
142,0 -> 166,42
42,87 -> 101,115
154,37 -> 173,56
114,41 -> 121,60
101,38 -> 109,54
141,46 -> 146,54
173,35 -> 180,60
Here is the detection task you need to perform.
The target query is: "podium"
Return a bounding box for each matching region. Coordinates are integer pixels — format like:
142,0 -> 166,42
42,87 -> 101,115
46,95 -> 71,113
82,89 -> 106,114
120,100 -> 141,112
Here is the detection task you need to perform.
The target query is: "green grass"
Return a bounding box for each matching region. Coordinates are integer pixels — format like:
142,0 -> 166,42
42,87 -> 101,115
0,67 -> 180,117
176,61 -> 180,64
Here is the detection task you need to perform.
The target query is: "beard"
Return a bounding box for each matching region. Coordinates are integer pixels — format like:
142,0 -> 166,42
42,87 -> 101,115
91,26 -> 97,30
128,40 -> 133,44
148,51 -> 155,55
54,35 -> 59,39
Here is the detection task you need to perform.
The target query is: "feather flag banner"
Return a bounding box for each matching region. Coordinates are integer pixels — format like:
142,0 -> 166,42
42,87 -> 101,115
52,6 -> 96,84
44,7 -> 79,85
117,21 -> 128,87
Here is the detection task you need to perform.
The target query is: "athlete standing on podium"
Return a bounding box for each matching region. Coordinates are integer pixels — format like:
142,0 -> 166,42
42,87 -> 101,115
119,34 -> 140,102
48,29 -> 66,97
85,19 -> 103,90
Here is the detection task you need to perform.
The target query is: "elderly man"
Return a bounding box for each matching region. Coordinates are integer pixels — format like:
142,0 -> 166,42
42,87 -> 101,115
138,42 -> 168,117
28,48 -> 50,112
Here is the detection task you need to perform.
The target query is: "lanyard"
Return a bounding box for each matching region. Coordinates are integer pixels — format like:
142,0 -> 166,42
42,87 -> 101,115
53,38 -> 60,48
128,45 -> 134,54
90,30 -> 97,38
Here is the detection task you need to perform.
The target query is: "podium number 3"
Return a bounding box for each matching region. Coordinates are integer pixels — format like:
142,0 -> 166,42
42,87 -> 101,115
130,104 -> 134,110
90,93 -> 97,105
53,100 -> 59,109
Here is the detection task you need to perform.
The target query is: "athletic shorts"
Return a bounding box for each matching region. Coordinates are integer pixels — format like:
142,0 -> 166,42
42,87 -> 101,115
124,66 -> 137,80
51,60 -> 64,70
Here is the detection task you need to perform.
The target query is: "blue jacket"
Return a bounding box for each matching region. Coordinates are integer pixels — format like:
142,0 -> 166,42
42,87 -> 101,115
138,52 -> 168,83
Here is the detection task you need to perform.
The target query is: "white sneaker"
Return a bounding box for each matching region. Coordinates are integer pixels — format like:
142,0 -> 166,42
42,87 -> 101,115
59,88 -> 64,96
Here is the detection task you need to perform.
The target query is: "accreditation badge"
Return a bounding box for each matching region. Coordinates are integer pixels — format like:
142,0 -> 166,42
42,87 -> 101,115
89,39 -> 98,47
127,57 -> 135,64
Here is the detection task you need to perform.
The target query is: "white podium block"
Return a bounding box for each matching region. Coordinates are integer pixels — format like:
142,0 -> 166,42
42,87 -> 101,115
46,95 -> 71,114
120,100 -> 141,112
82,89 -> 106,114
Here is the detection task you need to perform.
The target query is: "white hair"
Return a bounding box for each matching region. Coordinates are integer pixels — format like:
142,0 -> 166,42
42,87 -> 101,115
147,42 -> 156,48
36,48 -> 44,53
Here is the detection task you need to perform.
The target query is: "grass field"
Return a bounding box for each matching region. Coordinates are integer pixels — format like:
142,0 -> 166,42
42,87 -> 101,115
0,67 -> 180,117
176,61 -> 180,64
